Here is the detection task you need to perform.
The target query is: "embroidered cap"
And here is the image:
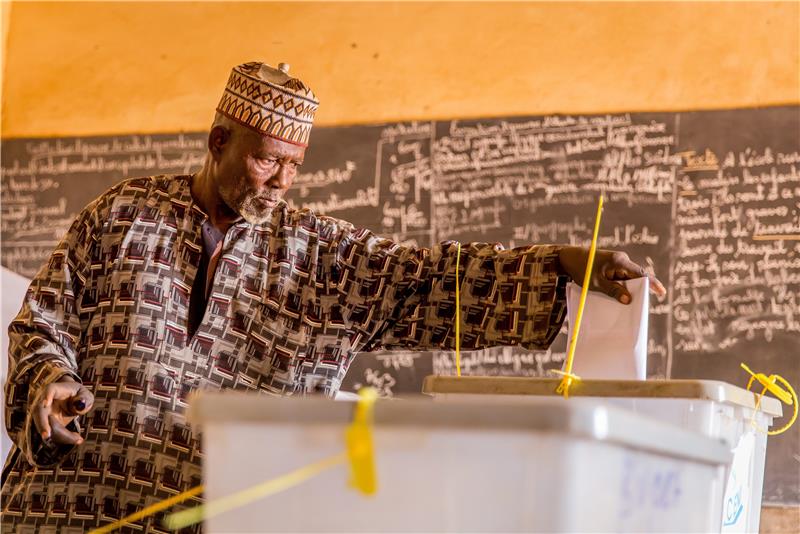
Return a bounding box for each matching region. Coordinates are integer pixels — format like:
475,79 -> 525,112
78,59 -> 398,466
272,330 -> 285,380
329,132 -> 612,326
216,61 -> 319,147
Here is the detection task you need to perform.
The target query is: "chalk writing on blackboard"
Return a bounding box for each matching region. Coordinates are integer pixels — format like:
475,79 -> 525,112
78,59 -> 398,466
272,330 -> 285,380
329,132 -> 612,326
2,107 -> 797,503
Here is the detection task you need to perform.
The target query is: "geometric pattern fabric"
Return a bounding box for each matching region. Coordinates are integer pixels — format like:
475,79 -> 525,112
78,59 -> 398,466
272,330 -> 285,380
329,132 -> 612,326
2,174 -> 566,531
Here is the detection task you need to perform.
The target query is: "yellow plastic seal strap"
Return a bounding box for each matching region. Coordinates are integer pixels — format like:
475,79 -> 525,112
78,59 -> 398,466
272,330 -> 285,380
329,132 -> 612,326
346,386 -> 379,495
88,484 -> 204,534
552,369 -> 581,399
556,194 -> 604,399
455,242 -> 462,377
163,452 -> 348,530
741,362 -> 798,436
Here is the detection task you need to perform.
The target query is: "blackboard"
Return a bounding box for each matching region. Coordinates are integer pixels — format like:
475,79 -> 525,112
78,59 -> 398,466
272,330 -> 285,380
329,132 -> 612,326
1,106 -> 798,504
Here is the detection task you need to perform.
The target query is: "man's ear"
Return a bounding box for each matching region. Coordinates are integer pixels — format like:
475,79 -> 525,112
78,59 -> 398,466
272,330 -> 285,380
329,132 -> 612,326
208,126 -> 231,160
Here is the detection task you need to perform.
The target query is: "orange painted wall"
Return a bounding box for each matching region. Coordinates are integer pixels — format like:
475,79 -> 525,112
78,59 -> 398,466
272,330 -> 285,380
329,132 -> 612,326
1,1 -> 798,138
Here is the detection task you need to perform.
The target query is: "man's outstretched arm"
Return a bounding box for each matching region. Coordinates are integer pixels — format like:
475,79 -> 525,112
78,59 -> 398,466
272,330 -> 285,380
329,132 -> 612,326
325,222 -> 664,353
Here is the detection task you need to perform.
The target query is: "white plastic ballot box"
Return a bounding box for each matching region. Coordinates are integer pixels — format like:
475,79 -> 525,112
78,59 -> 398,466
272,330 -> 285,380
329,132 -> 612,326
189,392 -> 729,533
422,376 -> 783,534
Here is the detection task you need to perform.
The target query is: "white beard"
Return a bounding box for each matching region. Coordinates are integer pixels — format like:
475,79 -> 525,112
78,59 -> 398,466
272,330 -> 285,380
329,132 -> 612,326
219,182 -> 282,225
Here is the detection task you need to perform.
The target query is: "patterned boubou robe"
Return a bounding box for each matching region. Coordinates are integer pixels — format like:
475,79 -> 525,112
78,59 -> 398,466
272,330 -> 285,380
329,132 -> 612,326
2,174 -> 567,532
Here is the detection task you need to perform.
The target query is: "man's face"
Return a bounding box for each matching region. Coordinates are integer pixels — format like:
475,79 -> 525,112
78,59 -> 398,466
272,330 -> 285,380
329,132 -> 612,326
214,127 -> 306,224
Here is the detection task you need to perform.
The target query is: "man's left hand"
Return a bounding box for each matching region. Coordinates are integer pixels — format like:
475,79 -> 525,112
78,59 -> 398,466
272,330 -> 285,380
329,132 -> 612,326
557,246 -> 667,304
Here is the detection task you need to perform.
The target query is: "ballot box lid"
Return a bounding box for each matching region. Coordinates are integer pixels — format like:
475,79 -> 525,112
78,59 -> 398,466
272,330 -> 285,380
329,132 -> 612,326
189,392 -> 730,465
421,376 -> 783,416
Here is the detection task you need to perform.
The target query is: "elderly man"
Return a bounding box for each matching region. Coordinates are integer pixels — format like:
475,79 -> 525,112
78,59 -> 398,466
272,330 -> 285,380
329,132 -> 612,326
2,61 -> 665,532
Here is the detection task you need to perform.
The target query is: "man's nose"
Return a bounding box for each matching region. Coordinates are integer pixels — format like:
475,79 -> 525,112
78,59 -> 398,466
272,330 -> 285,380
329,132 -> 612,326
268,164 -> 292,189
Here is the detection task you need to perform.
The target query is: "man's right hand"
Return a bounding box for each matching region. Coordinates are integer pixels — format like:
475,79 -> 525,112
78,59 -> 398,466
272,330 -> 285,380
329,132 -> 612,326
32,375 -> 94,445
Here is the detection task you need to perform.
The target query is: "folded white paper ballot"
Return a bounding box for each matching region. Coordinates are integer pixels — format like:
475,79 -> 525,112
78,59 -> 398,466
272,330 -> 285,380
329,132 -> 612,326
563,277 -> 649,380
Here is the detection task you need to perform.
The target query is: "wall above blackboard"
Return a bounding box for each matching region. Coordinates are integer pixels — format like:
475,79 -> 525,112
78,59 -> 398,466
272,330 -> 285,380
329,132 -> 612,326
1,106 -> 798,504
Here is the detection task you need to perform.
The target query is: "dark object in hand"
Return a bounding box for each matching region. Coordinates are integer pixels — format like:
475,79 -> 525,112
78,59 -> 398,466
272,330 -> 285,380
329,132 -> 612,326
71,398 -> 87,414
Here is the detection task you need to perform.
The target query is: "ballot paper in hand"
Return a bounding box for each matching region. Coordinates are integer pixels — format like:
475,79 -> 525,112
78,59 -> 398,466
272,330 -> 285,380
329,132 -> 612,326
563,277 -> 649,380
